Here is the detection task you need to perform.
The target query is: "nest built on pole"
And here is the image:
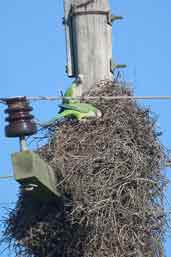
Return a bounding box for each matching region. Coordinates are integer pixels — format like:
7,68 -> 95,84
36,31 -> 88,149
1,80 -> 167,257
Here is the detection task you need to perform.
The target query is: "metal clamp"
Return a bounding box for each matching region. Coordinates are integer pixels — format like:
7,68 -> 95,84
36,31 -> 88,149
71,10 -> 109,17
69,6 -> 111,25
73,0 -> 95,9
69,9 -> 123,26
107,12 -> 124,25
110,59 -> 127,73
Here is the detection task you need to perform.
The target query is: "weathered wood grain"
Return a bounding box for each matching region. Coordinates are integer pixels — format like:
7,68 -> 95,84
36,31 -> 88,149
64,0 -> 113,94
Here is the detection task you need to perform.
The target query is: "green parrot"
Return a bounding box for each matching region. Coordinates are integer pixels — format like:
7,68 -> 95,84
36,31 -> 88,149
63,81 -> 81,104
41,102 -> 102,127
41,81 -> 102,127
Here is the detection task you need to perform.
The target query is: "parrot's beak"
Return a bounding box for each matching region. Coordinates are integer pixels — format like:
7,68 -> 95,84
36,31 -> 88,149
76,74 -> 84,84
96,109 -> 102,118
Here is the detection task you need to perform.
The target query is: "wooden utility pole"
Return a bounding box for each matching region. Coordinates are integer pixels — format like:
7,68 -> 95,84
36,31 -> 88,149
64,0 -> 116,94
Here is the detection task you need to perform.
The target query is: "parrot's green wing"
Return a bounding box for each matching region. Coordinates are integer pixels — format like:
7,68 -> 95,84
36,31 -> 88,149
59,103 -> 97,113
41,113 -> 65,127
41,102 -> 101,127
41,110 -> 83,127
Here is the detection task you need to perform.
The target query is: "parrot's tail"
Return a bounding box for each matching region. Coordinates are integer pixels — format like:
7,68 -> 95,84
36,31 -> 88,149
40,113 -> 65,128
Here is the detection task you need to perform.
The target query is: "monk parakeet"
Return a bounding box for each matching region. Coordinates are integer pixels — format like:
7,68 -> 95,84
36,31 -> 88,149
57,80 -> 81,116
41,102 -> 102,127
63,81 -> 81,104
41,80 -> 101,127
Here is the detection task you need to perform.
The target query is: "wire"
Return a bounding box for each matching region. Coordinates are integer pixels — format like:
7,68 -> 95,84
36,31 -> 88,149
0,176 -> 14,180
28,95 -> 171,101
1,95 -> 171,104
0,201 -> 16,206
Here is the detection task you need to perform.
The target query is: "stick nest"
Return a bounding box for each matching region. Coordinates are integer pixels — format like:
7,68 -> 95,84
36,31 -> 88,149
2,80 -> 167,257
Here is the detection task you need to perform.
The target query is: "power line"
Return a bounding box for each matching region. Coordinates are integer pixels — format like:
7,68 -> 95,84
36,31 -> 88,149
28,95 -> 171,101
1,95 -> 171,104
0,176 -> 14,180
0,201 -> 16,206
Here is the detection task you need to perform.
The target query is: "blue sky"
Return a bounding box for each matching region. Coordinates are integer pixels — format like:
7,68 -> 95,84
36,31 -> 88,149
0,0 -> 170,256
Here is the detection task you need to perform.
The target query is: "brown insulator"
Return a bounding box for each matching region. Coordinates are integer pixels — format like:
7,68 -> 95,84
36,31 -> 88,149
5,97 -> 37,138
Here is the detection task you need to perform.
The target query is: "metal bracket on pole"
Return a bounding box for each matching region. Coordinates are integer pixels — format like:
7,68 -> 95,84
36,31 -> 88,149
111,15 -> 124,22
107,12 -> 124,25
110,60 -> 127,73
63,2 -> 76,77
12,151 -> 60,201
70,9 -> 113,26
